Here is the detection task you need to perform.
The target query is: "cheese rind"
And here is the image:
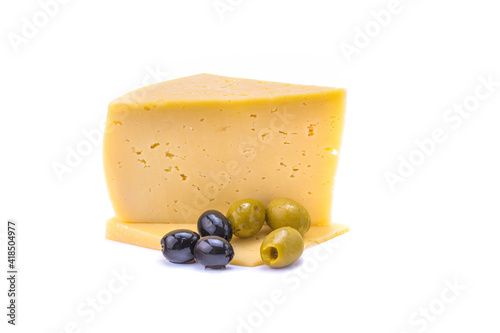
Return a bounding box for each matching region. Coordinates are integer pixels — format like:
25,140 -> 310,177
105,217 -> 350,267
104,74 -> 345,225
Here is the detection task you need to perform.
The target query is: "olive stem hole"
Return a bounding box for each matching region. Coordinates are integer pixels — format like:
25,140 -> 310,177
270,247 -> 279,261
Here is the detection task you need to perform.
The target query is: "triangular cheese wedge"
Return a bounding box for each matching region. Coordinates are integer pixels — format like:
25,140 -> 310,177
104,74 -> 346,225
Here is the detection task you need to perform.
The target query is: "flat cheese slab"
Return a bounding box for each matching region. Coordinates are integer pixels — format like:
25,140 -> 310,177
105,217 -> 349,267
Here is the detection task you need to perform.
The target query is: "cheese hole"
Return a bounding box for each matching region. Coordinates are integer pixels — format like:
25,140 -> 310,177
144,106 -> 150,111
180,174 -> 187,181
137,159 -> 149,167
150,143 -> 160,149
307,123 -> 317,136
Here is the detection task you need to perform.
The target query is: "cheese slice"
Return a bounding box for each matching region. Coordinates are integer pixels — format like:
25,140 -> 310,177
105,217 -> 349,267
104,74 -> 345,225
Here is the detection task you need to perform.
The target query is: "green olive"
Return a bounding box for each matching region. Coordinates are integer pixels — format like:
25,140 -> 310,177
226,199 -> 266,238
266,198 -> 311,235
260,227 -> 304,268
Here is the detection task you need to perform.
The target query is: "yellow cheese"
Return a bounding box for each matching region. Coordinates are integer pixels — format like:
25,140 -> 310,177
105,217 -> 349,267
104,74 -> 345,225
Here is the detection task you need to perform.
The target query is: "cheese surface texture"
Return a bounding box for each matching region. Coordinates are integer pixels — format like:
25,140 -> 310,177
104,74 -> 346,225
105,217 -> 349,267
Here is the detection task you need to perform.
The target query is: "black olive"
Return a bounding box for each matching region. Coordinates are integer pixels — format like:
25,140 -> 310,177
161,229 -> 200,264
197,210 -> 233,241
194,236 -> 234,269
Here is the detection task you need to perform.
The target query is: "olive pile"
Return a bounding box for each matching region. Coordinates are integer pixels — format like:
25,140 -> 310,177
161,211 -> 234,269
161,197 -> 311,269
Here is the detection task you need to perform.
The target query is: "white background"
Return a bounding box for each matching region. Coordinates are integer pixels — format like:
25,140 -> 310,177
1,0 -> 500,332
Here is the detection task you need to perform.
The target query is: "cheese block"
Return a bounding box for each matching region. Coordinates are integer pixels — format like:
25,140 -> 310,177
104,74 -> 345,225
105,217 -> 350,267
